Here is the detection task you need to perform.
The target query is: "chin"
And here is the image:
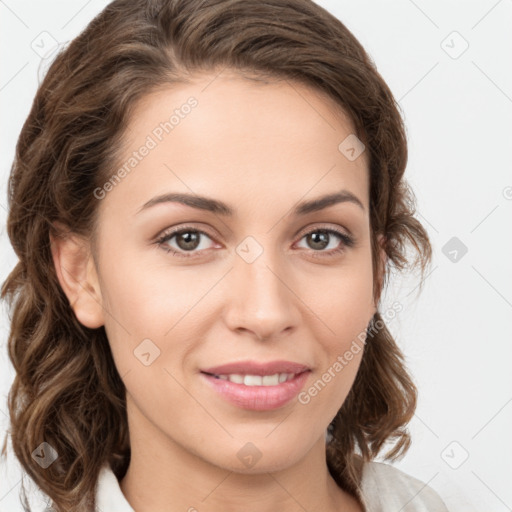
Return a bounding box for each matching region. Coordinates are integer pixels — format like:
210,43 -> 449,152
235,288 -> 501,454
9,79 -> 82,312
207,436 -> 312,474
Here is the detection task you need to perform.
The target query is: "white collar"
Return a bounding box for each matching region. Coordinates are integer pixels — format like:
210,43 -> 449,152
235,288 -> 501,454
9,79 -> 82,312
95,464 -> 134,512
93,460 -> 449,512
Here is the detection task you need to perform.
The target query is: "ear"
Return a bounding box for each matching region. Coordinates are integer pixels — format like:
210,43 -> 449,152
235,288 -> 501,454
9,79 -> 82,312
49,222 -> 105,329
373,233 -> 387,311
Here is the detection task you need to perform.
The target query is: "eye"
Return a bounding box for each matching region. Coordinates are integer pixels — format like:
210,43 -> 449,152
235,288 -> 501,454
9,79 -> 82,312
295,228 -> 355,258
156,226 -> 217,257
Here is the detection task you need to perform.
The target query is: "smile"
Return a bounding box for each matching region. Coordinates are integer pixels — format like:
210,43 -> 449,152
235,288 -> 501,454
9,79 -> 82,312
200,368 -> 311,411
205,372 -> 298,386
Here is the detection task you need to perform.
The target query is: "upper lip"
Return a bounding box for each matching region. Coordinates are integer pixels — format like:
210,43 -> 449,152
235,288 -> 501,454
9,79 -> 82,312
201,360 -> 311,376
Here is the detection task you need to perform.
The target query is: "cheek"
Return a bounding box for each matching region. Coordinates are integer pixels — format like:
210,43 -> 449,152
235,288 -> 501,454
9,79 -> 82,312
293,258 -> 373,410
298,307 -> 367,425
97,251 -> 210,383
307,256 -> 375,338
100,251 -> 198,333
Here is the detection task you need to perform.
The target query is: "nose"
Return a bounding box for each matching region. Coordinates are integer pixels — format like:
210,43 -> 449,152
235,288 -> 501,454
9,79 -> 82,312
223,244 -> 300,342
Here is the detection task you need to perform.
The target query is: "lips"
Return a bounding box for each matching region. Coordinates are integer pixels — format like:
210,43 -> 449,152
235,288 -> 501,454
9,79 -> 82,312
200,360 -> 311,410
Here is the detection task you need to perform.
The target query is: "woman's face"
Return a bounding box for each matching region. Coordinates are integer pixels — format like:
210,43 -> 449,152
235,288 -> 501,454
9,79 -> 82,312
89,71 -> 380,472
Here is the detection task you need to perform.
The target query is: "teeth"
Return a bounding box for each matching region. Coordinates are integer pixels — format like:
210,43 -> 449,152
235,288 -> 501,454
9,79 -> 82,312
278,373 -> 288,383
244,375 -> 262,386
213,372 -> 295,386
262,374 -> 279,386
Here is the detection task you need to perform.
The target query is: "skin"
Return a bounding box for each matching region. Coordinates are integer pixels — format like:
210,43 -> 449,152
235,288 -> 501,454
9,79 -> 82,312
51,69 -> 386,512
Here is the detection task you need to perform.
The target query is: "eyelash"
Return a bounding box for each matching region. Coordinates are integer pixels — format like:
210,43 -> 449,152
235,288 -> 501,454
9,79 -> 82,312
155,225 -> 355,260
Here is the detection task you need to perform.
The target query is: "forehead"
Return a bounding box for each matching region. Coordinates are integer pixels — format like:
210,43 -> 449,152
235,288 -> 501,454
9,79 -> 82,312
100,71 -> 370,218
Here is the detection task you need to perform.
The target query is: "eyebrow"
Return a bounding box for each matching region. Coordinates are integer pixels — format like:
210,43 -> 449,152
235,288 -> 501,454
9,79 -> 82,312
136,190 -> 365,216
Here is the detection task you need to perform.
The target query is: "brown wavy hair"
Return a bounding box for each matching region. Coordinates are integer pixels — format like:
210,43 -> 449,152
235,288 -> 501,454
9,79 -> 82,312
1,0 -> 432,510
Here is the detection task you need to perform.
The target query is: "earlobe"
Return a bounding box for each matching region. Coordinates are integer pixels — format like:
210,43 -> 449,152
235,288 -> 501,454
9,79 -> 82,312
49,222 -> 105,329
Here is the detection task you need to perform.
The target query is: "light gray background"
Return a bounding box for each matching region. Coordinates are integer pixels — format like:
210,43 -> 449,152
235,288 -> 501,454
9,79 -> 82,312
1,1 -> 511,510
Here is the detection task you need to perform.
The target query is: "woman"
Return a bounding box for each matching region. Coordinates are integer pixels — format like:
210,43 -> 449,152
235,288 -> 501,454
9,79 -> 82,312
1,0 -> 449,510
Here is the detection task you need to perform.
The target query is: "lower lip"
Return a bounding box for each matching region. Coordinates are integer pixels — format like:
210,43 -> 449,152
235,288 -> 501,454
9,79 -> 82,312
201,371 -> 310,411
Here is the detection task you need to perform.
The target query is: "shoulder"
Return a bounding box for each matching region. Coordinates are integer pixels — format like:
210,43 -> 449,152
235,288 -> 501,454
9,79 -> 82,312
95,464 -> 135,511
41,464 -> 134,512
359,461 -> 449,512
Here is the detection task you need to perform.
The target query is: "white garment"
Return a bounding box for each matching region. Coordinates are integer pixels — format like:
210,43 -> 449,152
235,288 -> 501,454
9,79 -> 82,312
89,461 -> 449,512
